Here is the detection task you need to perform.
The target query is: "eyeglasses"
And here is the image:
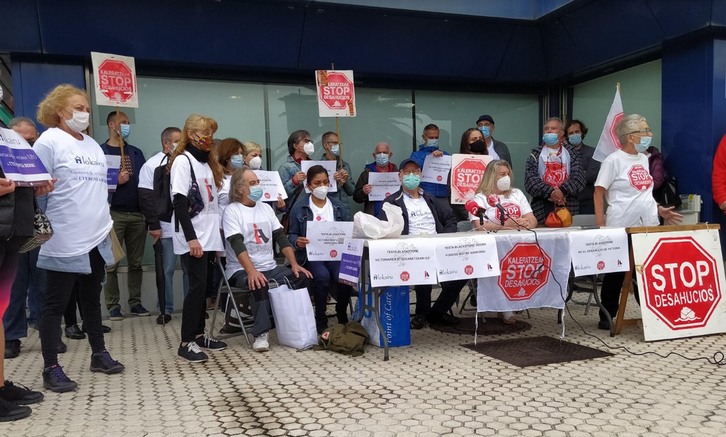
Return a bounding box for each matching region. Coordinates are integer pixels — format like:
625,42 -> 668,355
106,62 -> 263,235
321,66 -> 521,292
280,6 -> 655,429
630,129 -> 652,135
400,169 -> 421,176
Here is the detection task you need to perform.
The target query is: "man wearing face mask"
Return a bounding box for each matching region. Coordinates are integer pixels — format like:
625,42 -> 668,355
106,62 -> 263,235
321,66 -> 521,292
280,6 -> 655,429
100,111 -> 150,320
524,117 -> 586,224
138,127 -> 188,324
353,142 -> 398,216
278,130 -> 314,211
409,124 -> 451,202
379,159 -> 466,330
565,119 -> 599,214
475,115 -> 512,167
319,132 -> 354,220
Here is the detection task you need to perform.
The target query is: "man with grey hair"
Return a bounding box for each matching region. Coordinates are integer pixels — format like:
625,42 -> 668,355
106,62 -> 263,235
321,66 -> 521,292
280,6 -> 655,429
353,142 -> 399,216
9,117 -> 38,145
524,117 -> 586,224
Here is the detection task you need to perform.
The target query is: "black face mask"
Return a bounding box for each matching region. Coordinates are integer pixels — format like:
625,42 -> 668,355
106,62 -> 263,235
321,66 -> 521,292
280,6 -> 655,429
469,139 -> 487,154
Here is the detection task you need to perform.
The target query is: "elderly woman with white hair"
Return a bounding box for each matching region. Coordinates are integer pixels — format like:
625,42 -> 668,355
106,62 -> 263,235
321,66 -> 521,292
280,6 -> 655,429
593,114 -> 682,329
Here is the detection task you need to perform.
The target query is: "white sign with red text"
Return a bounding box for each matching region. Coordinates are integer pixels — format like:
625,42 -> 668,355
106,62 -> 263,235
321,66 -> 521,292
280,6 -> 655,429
253,170 -> 287,201
91,52 -> 138,108
368,238 -> 438,287
301,160 -> 338,193
633,229 -> 726,341
315,70 -> 356,117
450,154 -> 493,204
569,228 -> 630,277
306,221 -> 354,261
421,154 -> 452,185
368,172 -> 401,201
433,235 -> 500,282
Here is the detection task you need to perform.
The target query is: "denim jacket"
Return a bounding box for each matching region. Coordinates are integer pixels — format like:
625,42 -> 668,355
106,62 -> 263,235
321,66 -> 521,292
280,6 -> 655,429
287,194 -> 346,266
37,233 -> 117,274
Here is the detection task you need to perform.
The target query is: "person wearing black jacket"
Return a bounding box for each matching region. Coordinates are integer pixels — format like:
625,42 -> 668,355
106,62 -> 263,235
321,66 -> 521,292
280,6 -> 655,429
565,119 -> 600,214
379,158 -> 466,330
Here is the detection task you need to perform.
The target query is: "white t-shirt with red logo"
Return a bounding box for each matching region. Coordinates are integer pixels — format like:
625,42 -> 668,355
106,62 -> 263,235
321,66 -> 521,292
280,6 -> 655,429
468,189 -> 533,223
309,196 -> 334,222
538,145 -> 571,188
222,201 -> 282,278
595,149 -> 658,227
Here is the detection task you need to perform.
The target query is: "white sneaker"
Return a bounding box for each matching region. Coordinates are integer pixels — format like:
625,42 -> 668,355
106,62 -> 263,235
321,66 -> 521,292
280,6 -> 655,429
253,333 -> 270,352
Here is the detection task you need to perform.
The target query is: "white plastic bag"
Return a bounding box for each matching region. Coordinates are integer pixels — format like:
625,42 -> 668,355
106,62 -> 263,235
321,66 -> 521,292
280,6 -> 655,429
352,202 -> 404,239
268,284 -> 318,350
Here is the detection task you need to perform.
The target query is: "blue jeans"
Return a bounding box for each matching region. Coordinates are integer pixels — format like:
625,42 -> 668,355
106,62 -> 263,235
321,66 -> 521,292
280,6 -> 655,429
3,247 -> 46,341
160,238 -> 189,315
305,261 -> 353,326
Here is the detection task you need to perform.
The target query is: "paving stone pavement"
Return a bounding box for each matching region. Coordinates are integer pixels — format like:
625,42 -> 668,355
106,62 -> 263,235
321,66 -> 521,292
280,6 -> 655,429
3,292 -> 726,436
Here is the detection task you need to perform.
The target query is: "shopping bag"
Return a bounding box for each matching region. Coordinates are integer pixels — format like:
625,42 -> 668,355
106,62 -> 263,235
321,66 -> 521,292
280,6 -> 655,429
268,284 -> 318,350
352,202 -> 404,239
360,286 -> 411,347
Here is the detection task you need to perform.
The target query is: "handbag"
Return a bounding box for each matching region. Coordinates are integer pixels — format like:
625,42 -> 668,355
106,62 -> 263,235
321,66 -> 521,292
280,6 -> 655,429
545,206 -> 572,228
19,203 -> 53,253
109,228 -> 126,264
182,155 -> 205,219
268,282 -> 318,350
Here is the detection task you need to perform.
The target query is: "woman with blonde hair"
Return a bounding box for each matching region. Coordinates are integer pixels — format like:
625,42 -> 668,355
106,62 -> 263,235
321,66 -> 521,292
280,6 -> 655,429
168,114 -> 227,362
33,84 -> 124,392
470,160 -> 537,231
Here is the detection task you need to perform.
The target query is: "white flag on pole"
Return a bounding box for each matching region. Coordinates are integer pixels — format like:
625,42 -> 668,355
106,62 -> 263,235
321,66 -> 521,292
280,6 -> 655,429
593,85 -> 624,162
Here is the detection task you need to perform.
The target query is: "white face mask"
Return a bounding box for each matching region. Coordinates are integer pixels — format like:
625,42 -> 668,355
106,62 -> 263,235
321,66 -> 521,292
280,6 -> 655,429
312,186 -> 329,200
249,156 -> 262,170
303,141 -> 315,156
496,175 -> 511,192
0,84 -> 3,102
65,110 -> 90,133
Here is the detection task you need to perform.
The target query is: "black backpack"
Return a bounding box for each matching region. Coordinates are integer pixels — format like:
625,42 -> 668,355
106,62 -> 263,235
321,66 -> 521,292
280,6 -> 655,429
153,154 -> 173,222
653,174 -> 682,209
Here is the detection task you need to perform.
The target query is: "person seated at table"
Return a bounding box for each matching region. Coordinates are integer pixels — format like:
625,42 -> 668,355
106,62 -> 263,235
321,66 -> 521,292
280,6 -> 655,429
379,158 -> 467,329
288,165 -> 355,333
222,166 -> 312,352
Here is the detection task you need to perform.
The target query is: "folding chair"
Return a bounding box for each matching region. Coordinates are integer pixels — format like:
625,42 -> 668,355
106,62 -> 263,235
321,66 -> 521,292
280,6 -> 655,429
209,260 -> 253,348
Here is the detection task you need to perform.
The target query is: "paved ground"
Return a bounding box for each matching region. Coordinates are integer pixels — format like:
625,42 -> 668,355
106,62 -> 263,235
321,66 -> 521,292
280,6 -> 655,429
3,291 -> 726,437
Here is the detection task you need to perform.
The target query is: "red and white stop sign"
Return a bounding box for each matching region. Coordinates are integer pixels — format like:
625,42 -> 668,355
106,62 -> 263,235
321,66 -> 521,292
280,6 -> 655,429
98,59 -> 135,103
452,158 -> 488,199
319,72 -> 353,111
498,243 -> 551,301
628,164 -> 653,191
641,237 -> 721,330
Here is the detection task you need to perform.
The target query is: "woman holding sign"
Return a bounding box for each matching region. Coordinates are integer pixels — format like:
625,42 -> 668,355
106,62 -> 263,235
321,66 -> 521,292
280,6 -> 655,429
594,114 -> 682,330
288,165 -> 353,333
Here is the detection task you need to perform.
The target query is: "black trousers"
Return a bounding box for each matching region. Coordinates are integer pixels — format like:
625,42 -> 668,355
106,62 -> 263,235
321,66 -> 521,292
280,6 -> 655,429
180,251 -> 214,343
600,271 -> 639,322
414,279 -> 468,316
63,283 -> 83,327
41,248 -> 107,367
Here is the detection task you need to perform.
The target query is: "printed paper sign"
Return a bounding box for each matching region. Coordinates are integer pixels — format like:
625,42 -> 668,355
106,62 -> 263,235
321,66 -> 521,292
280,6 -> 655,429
105,155 -> 121,192
368,238 -> 437,287
632,230 -> 726,341
339,238 -> 364,286
421,154 -> 452,185
91,52 -> 138,108
0,128 -> 51,186
569,228 -> 630,277
433,235 -> 500,281
315,70 -> 356,117
254,170 -> 287,201
300,160 -> 338,193
450,154 -> 492,204
306,221 -> 354,261
368,172 -> 401,201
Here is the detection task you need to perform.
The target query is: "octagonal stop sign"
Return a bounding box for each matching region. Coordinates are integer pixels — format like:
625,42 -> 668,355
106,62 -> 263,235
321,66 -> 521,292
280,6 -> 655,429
641,237 -> 721,330
452,158 -> 488,199
319,72 -> 353,111
98,59 -> 134,103
498,243 -> 552,301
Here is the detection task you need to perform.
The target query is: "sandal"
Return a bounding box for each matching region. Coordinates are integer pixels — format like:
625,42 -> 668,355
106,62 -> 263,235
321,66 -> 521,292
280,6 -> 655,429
497,311 -> 517,325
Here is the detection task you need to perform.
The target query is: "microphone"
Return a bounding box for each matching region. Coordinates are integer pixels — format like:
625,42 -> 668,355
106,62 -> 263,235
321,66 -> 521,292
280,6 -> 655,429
487,194 -> 507,226
465,199 -> 485,226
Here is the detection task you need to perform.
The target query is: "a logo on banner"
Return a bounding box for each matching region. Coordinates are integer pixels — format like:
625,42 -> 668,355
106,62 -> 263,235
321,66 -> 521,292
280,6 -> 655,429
498,243 -> 552,301
464,265 -> 474,275
628,164 -> 653,191
98,59 -> 135,103
330,250 -> 337,258
452,157 -> 488,199
597,261 -> 605,270
400,272 -> 410,282
609,113 -> 624,149
641,237 -> 722,330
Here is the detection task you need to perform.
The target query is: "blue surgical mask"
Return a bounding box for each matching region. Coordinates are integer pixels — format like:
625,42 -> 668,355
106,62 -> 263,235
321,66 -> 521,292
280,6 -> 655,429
375,153 -> 389,166
635,135 -> 652,153
425,138 -> 439,149
402,174 -> 420,190
478,126 -> 491,138
568,134 -> 582,146
230,154 -> 244,169
543,133 -> 559,146
120,123 -> 130,139
248,185 -> 263,202
330,144 -> 340,156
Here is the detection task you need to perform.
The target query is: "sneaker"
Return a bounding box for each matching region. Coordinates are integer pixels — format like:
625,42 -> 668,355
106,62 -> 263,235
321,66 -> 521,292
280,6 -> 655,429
156,314 -> 172,325
4,340 -> 20,359
64,324 -> 85,340
42,365 -> 77,393
109,307 -> 124,321
177,342 -> 208,363
410,314 -> 426,330
0,398 -> 31,422
253,333 -> 270,352
0,381 -> 44,405
195,334 -> 227,351
426,311 -> 461,326
57,339 -> 67,354
90,351 -> 125,374
130,304 -> 150,317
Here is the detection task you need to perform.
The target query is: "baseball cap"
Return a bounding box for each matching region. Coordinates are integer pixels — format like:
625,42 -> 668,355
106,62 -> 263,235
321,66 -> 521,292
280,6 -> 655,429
476,114 -> 495,124
399,158 -> 419,169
